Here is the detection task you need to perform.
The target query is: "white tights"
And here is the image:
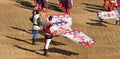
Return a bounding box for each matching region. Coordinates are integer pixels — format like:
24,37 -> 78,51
44,39 -> 52,49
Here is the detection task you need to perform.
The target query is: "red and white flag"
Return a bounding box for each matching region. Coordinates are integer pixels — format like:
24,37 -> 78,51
47,14 -> 94,46
97,10 -> 120,20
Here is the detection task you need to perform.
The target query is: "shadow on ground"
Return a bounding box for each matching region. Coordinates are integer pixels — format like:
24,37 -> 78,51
32,38 -> 67,46
5,36 -> 32,45
13,0 -> 63,12
14,0 -> 35,10
82,3 -> 104,12
14,45 -> 44,55
87,19 -> 115,26
14,45 -> 78,56
9,25 -> 66,46
40,47 -> 79,56
10,26 -> 32,34
86,22 -> 107,26
48,2 -> 63,12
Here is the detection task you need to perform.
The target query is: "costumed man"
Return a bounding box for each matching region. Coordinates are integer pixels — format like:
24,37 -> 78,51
65,0 -> 73,15
43,16 -> 57,56
108,0 -> 117,11
59,0 -> 66,12
30,7 -> 39,33
37,0 -> 42,11
60,0 -> 73,15
32,9 -> 43,45
34,0 -> 41,10
104,0 -> 109,9
115,0 -> 120,25
40,0 -> 49,12
117,0 -> 120,10
34,0 -> 49,12
34,0 -> 38,6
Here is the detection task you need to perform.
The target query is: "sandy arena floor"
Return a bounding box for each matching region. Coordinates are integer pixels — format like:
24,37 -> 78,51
0,0 -> 120,59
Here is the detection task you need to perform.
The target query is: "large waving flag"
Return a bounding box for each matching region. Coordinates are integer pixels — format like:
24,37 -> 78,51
42,14 -> 94,46
51,21 -> 94,46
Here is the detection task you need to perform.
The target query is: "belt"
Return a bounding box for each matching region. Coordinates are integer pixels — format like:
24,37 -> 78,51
33,24 -> 40,27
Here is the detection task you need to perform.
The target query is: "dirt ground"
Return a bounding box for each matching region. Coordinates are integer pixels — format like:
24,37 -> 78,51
0,0 -> 120,59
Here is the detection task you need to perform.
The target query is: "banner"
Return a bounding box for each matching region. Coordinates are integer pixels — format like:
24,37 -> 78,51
43,14 -> 94,46
39,14 -> 72,26
97,10 -> 120,20
51,21 -> 94,46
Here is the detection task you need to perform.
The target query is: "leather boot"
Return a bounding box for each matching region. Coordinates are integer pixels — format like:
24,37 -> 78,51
118,20 -> 120,25
44,49 -> 48,56
116,20 -> 118,25
32,39 -> 36,45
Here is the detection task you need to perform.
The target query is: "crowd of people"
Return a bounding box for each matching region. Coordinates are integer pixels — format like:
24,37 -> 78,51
33,0 -> 73,15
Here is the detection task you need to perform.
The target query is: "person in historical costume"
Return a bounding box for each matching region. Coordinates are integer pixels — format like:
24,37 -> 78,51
108,0 -> 117,11
59,0 -> 73,15
32,9 -> 44,45
104,0 -> 109,9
